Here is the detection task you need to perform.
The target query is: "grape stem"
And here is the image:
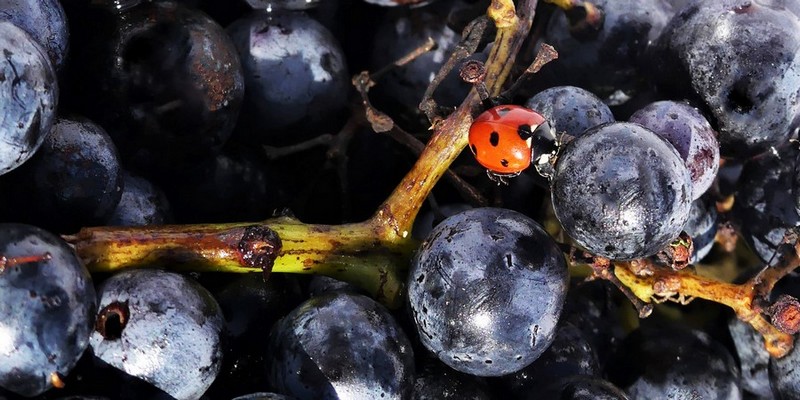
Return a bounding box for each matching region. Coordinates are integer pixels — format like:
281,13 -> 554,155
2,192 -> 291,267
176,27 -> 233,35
64,0 -> 539,309
613,255 -> 796,358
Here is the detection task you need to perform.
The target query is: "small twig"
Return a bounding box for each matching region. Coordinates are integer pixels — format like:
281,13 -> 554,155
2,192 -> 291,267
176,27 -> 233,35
263,134 -> 333,160
498,43 -> 559,100
750,229 -> 800,301
419,16 -> 490,124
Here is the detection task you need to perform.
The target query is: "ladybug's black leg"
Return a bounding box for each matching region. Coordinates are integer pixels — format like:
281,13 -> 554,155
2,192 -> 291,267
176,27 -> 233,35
486,170 -> 520,186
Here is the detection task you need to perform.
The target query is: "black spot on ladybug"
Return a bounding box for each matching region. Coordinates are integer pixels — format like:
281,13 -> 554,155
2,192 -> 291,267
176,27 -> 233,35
517,124 -> 532,140
500,159 -> 509,167
497,107 -> 511,116
489,131 -> 500,147
470,144 -> 478,154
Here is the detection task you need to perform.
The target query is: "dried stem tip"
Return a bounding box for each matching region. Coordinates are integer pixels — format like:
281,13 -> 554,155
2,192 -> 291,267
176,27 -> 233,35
770,294 -> 800,335
460,60 -> 487,84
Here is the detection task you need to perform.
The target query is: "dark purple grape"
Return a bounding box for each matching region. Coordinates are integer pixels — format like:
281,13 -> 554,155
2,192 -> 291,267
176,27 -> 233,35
68,1 -> 244,173
267,291 -> 415,399
684,195 -> 717,264
90,269 -> 225,400
524,85 -> 615,138
227,10 -> 348,144
536,375 -> 630,400
106,171 -> 172,227
551,122 -> 693,260
208,274 -> 304,399
541,0 -> 674,99
728,317 -> 772,398
628,100 -> 720,200
733,143 -> 799,264
244,0 -> 321,11
6,117 -> 123,233
412,358 -> 493,400
607,324 -> 741,399
232,393 -> 296,400
0,224 -> 96,397
650,0 -> 800,158
0,20 -> 57,176
0,0 -> 69,70
497,321 -> 600,397
770,333 -> 800,399
560,280 -> 626,369
408,207 -> 568,376
411,203 -> 472,240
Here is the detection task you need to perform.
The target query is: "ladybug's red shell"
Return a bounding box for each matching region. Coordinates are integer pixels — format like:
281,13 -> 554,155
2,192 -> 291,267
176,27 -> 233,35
468,105 -> 546,176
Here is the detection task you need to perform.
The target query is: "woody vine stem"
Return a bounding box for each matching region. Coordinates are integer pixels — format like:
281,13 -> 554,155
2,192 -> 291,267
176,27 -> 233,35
64,0 -> 798,357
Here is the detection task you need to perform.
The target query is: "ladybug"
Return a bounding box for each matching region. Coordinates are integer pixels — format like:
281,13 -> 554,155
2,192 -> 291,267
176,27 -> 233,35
468,104 -> 549,181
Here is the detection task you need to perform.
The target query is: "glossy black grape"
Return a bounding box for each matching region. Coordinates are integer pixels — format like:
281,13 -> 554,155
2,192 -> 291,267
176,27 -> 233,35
90,269 -> 225,400
68,1 -> 244,174
536,375 -> 630,400
628,100 -> 720,200
524,85 -> 615,138
607,325 -> 741,399
551,122 -> 693,260
8,117 -> 123,233
0,20 -> 57,176
267,291 -> 415,399
227,10 -> 348,143
733,143 -> 800,264
542,0 -> 674,99
770,333 -> 800,399
408,207 -> 568,376
106,171 -> 171,227
498,321 -> 600,397
412,358 -> 493,400
684,195 -> 717,264
0,0 -> 69,70
651,0 -> 800,158
728,317 -> 772,398
0,224 -> 96,397
208,274 -> 304,398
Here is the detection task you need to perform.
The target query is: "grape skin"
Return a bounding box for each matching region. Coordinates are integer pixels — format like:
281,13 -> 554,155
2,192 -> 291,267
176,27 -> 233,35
408,207 -> 568,377
551,122 -> 693,260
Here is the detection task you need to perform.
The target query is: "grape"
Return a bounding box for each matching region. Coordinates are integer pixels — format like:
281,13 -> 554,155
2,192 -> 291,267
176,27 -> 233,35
628,100 -> 720,200
541,0 -> 674,99
607,324 -> 741,399
408,207 -> 568,376
106,171 -> 172,227
728,317 -> 772,398
683,195 -> 718,264
412,358 -> 493,400
267,291 -> 415,399
524,85 -> 615,138
8,117 -> 124,233
65,1 -> 244,174
650,0 -> 800,158
733,143 -> 800,264
770,332 -> 800,398
227,10 -> 348,143
551,122 -> 693,260
536,375 -> 630,400
0,224 -> 96,397
497,321 -> 600,397
90,269 -> 225,400
0,20 -> 57,176
0,0 -> 68,71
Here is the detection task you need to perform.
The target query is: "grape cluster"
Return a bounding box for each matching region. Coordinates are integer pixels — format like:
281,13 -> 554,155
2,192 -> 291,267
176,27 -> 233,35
0,0 -> 799,399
